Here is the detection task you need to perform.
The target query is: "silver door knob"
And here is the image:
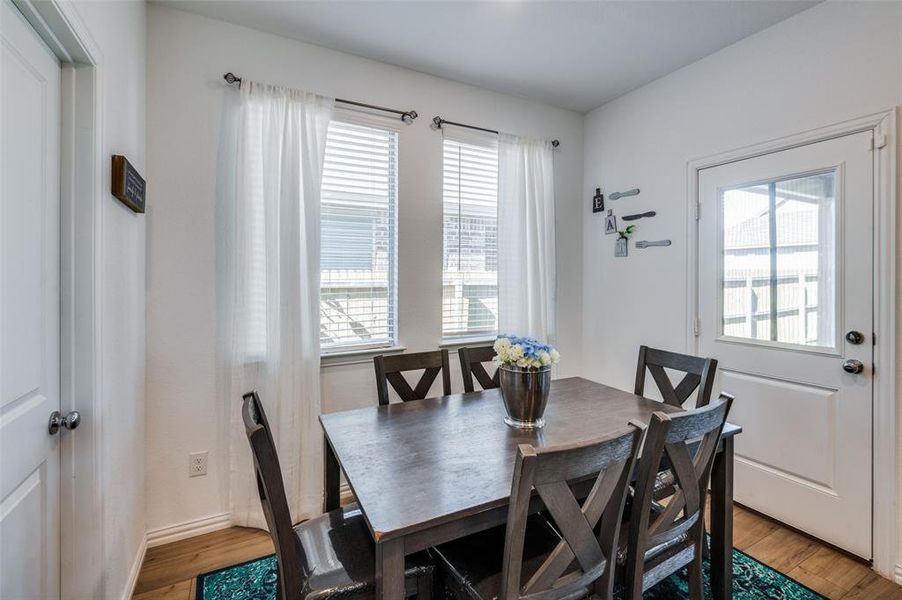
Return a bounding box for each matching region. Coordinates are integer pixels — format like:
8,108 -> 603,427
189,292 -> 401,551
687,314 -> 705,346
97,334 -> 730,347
845,330 -> 865,345
842,359 -> 864,374
48,410 -> 80,435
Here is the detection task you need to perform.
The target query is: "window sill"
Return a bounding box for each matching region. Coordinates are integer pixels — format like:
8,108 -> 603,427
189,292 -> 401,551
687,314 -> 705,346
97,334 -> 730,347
439,335 -> 497,350
320,345 -> 406,368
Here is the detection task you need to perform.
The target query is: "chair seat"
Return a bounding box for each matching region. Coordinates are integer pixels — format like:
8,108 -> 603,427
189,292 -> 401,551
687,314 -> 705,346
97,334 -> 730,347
295,503 -> 434,600
430,515 -> 566,600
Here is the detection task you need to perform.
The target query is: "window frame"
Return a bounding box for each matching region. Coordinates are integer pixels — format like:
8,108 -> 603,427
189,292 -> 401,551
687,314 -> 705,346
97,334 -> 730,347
319,109 -> 401,356
715,167 -> 841,354
440,130 -> 500,342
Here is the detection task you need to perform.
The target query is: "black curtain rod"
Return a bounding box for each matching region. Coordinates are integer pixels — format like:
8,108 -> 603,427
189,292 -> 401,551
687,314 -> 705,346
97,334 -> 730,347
431,116 -> 560,148
223,72 -> 418,123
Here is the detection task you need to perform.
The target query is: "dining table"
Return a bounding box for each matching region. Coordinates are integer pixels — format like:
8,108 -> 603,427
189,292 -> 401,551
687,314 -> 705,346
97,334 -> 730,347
320,376 -> 741,600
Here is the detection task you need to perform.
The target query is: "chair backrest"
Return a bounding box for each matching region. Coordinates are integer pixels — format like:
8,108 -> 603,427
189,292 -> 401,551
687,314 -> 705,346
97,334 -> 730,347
458,345 -> 500,393
373,349 -> 451,406
241,391 -> 307,600
634,345 -> 717,408
625,393 -> 733,592
500,425 -> 643,600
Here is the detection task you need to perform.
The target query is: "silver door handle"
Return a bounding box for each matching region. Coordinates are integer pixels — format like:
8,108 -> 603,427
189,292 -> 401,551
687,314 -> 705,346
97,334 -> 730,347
842,359 -> 864,374
48,410 -> 80,435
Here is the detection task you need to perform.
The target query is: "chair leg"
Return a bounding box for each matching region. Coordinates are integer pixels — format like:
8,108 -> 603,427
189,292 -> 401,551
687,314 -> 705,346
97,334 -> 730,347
623,564 -> 644,600
628,579 -> 644,600
688,545 -> 704,600
593,561 -> 615,600
416,571 -> 433,600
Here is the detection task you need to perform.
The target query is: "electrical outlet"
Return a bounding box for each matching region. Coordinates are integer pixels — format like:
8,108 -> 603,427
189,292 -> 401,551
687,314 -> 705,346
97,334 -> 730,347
189,451 -> 208,477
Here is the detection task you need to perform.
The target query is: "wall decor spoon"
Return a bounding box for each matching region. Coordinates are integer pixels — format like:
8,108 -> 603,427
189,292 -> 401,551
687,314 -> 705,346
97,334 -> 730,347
622,211 -> 656,221
608,188 -> 640,200
635,240 -> 671,248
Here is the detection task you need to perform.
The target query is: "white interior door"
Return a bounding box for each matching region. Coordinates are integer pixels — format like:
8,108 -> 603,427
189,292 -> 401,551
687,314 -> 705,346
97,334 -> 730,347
697,131 -> 873,558
1,1 -> 62,597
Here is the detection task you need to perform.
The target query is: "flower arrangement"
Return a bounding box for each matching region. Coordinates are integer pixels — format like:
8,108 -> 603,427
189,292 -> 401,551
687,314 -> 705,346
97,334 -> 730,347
493,335 -> 561,370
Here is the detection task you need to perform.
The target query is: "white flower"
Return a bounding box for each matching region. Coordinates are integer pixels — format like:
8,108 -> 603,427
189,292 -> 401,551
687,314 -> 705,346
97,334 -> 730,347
492,335 -> 560,369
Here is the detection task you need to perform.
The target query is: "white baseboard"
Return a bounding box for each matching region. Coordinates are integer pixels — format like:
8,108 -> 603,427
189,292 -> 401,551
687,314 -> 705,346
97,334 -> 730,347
122,534 -> 147,600
144,489 -> 356,551
146,512 -> 232,548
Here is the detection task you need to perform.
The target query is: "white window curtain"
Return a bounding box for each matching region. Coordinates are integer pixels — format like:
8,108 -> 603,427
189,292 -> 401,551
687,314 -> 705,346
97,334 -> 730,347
218,80 -> 334,528
497,134 -> 556,342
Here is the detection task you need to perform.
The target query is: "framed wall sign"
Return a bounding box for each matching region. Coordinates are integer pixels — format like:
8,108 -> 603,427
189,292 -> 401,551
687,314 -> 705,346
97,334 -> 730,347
111,155 -> 146,213
604,210 -> 617,234
591,188 -> 604,213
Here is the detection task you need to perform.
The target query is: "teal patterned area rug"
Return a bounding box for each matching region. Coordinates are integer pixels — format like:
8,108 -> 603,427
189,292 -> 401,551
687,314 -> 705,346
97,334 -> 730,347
197,546 -> 825,599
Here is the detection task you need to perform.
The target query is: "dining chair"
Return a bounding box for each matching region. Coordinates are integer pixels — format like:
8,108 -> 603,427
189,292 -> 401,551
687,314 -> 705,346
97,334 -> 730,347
619,393 -> 733,600
241,391 -> 435,600
374,350 -> 452,406
458,346 -> 500,393
430,425 -> 643,600
634,345 -> 717,409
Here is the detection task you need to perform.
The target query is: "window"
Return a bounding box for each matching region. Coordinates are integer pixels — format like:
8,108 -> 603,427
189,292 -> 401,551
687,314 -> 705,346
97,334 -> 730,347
720,171 -> 836,347
320,119 -> 398,352
442,135 -> 499,339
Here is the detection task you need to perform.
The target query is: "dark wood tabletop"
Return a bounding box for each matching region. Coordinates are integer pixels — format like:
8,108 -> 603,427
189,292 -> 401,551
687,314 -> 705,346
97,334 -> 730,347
319,376 -> 740,542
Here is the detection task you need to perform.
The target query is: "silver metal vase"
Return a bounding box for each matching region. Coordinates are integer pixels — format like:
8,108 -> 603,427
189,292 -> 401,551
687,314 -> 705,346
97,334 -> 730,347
499,365 -> 552,429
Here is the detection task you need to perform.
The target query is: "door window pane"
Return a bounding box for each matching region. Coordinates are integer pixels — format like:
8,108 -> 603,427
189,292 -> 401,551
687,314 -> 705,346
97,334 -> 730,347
721,171 -> 836,347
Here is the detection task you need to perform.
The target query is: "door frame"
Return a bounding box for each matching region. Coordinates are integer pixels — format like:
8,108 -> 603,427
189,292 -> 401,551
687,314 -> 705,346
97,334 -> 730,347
11,1 -> 105,597
685,110 -> 897,577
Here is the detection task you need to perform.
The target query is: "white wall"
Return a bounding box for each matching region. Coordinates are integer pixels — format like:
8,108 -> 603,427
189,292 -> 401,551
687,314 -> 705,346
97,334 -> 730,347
145,4 -> 584,533
69,1 -> 147,597
582,0 -> 901,569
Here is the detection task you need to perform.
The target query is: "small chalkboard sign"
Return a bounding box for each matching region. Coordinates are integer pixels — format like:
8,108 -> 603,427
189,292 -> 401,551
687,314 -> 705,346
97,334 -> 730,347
111,155 -> 145,213
591,188 -> 604,213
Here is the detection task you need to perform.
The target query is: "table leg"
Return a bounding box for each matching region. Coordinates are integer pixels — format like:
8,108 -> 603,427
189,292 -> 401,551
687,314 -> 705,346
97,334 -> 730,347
376,537 -> 405,600
324,437 -> 340,512
710,435 -> 734,600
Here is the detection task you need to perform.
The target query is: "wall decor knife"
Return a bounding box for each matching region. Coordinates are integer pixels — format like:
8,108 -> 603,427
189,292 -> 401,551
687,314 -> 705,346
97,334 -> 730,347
622,211 -> 656,221
635,240 -> 671,248
608,188 -> 640,200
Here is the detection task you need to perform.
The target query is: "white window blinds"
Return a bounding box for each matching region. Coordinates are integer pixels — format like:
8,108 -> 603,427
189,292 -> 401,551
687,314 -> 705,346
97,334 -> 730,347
320,119 -> 398,352
442,134 -> 499,339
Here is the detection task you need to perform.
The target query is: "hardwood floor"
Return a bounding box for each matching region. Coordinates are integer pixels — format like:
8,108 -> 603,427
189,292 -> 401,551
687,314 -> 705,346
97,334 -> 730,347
133,504 -> 901,600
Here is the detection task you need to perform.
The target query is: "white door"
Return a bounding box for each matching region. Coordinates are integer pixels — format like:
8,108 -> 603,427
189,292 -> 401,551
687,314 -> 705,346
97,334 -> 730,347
697,131 -> 873,558
1,1 -> 62,597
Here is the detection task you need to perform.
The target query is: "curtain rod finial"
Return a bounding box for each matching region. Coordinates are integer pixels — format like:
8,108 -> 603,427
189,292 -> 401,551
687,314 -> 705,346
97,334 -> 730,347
551,139 -> 560,148
431,116 -> 443,131
224,72 -> 241,86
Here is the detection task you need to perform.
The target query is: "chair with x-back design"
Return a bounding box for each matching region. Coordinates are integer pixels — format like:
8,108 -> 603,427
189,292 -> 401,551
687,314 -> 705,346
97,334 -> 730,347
241,391 -> 435,600
458,346 -> 500,393
430,425 -> 643,600
634,346 -> 717,409
620,395 -> 733,600
373,349 -> 452,406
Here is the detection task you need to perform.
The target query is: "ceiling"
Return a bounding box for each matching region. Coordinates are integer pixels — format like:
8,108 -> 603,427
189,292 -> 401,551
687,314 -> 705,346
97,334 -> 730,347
158,0 -> 819,113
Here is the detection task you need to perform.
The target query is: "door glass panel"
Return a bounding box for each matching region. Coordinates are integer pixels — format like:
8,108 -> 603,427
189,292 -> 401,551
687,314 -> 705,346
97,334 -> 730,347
721,171 -> 836,348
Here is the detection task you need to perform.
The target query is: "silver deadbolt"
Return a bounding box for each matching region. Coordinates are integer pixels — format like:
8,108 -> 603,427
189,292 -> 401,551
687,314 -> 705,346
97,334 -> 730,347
842,359 -> 864,375
48,410 -> 80,435
845,330 -> 865,345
